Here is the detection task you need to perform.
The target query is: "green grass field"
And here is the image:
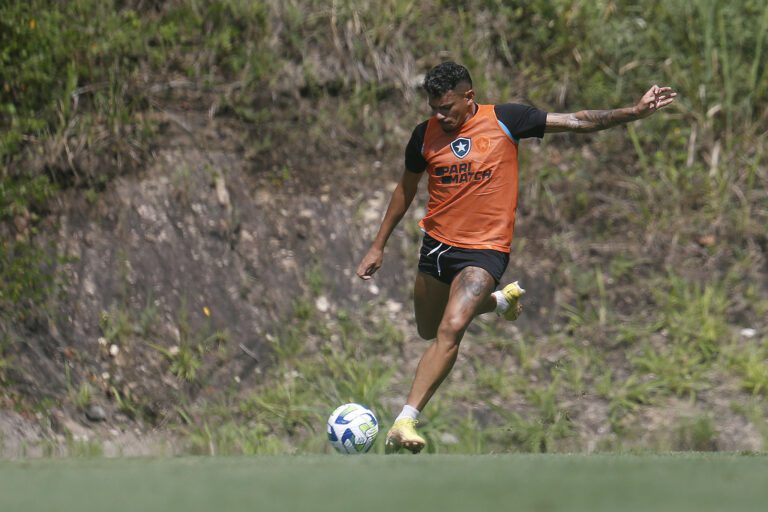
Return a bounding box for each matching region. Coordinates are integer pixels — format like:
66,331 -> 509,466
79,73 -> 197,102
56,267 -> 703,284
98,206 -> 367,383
1,454 -> 767,512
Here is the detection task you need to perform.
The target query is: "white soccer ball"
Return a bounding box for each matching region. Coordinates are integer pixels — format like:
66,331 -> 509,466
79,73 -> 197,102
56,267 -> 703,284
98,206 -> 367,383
326,403 -> 379,454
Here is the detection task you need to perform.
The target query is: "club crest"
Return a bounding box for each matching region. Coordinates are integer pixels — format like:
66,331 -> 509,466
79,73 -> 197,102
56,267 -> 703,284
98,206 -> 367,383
450,137 -> 471,159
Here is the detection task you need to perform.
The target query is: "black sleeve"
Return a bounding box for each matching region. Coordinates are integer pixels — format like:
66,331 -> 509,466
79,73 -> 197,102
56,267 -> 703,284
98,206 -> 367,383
494,103 -> 548,139
404,121 -> 428,173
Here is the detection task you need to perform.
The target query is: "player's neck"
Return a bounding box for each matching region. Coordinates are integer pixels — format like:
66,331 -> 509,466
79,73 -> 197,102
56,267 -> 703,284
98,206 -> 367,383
466,101 -> 478,122
452,102 -> 478,133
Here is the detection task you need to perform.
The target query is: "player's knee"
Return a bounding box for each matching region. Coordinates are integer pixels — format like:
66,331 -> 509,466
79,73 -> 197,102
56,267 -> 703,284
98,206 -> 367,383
436,315 -> 468,346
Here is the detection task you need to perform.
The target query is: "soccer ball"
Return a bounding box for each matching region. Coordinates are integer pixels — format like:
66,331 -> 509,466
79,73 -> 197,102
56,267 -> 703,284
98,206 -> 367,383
326,403 -> 379,454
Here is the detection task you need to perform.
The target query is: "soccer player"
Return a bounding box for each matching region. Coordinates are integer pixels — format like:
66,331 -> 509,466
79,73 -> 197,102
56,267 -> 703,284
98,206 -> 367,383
356,61 -> 676,454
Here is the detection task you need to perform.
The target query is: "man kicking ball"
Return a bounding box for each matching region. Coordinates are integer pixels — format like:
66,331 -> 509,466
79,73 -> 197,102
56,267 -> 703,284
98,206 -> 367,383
356,61 -> 676,453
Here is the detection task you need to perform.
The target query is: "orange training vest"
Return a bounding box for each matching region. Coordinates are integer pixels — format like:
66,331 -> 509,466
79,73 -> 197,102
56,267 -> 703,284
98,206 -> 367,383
419,103 -> 520,253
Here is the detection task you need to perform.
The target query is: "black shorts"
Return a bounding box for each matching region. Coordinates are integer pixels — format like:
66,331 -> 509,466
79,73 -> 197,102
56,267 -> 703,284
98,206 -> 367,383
418,232 -> 509,285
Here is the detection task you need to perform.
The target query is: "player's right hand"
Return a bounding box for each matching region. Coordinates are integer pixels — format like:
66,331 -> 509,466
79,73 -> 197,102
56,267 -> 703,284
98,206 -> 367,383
356,247 -> 383,280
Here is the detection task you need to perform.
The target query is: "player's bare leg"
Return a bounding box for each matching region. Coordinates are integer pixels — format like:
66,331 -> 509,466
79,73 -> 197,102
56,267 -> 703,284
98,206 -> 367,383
413,272 -> 523,342
413,272 -> 450,340
408,266 -> 496,410
386,267 -> 495,454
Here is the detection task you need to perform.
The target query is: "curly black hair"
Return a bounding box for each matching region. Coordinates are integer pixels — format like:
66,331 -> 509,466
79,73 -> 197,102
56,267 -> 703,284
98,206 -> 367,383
423,61 -> 473,97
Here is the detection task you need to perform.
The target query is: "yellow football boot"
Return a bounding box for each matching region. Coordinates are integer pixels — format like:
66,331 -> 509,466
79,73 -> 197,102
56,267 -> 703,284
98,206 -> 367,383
500,281 -> 525,321
385,418 -> 426,454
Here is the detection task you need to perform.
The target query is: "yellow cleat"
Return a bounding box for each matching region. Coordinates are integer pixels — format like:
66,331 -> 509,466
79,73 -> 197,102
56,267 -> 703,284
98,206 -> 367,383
500,281 -> 526,321
385,418 -> 426,454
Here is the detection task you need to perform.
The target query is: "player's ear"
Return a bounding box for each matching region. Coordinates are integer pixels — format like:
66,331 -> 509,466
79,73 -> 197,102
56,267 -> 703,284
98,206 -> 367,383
464,88 -> 475,103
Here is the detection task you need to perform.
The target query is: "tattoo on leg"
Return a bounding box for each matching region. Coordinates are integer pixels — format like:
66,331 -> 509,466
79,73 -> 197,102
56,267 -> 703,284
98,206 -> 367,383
458,267 -> 493,299
460,267 -> 484,297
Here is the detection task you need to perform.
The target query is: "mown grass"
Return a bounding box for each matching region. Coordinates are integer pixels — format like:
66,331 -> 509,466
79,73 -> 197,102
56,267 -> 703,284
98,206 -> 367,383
1,0 -> 766,455
2,454 -> 768,512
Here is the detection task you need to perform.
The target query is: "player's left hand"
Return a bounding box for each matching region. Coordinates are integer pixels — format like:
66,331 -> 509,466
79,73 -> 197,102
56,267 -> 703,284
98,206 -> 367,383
636,85 -> 677,118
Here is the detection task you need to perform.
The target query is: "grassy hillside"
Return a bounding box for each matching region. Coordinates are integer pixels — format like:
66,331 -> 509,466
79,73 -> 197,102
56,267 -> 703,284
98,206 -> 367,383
1,0 -> 767,455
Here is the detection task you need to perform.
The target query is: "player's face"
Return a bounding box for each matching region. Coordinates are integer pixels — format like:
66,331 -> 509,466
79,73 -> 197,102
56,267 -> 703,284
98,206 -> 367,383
429,87 -> 475,133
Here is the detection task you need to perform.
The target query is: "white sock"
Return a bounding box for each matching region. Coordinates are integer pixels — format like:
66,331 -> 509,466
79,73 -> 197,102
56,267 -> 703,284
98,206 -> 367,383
395,404 -> 420,422
492,290 -> 509,315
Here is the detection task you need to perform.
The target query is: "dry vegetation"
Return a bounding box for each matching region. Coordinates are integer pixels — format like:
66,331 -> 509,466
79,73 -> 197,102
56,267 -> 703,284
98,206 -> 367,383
1,0 -> 767,454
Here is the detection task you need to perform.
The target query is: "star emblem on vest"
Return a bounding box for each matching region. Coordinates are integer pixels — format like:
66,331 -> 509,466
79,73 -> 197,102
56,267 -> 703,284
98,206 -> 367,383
450,137 -> 472,159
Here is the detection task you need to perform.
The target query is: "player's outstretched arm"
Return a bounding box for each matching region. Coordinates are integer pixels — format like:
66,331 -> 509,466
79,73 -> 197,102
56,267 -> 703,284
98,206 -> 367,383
356,169 -> 422,280
545,85 -> 677,133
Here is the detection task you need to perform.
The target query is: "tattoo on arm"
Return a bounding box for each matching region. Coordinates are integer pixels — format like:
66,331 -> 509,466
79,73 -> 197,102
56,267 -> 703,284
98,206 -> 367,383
546,107 -> 639,134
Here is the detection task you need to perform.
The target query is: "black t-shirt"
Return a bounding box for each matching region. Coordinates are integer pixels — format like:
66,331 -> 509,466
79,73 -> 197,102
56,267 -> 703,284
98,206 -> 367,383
404,103 -> 548,173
